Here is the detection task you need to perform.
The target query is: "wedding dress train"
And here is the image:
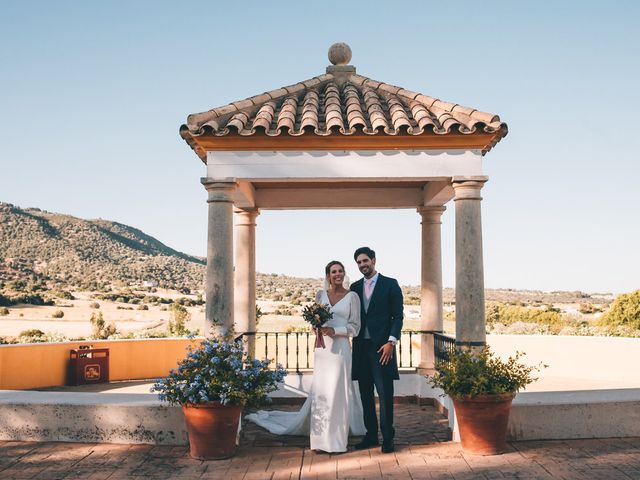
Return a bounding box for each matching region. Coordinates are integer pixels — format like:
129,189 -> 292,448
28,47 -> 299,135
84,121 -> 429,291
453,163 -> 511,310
246,290 -> 366,452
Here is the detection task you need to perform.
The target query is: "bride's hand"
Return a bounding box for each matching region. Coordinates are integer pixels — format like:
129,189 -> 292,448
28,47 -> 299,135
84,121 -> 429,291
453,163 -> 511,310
319,327 -> 335,337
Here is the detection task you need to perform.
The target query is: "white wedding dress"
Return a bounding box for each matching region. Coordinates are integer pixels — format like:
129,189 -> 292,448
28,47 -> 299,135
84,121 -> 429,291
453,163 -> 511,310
245,290 -> 366,452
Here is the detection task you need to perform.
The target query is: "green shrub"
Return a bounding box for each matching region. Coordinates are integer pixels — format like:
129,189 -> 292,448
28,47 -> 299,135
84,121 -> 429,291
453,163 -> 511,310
426,347 -> 545,398
18,329 -> 45,338
168,303 -> 191,336
598,290 -> 640,329
578,303 -> 601,314
90,311 -> 117,339
485,303 -> 562,327
51,310 -> 64,319
274,306 -> 293,316
54,290 -> 75,300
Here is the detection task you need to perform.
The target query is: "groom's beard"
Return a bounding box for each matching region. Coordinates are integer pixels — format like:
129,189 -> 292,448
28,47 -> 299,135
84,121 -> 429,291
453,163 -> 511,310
359,266 -> 372,277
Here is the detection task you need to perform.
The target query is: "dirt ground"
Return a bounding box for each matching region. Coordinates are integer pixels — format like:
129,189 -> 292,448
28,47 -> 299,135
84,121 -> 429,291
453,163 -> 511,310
0,290 -> 205,339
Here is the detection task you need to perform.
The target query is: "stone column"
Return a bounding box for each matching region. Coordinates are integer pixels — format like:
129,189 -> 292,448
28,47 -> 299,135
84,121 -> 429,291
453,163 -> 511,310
452,178 -> 487,352
417,206 -> 446,372
234,208 -> 259,356
201,179 -> 237,337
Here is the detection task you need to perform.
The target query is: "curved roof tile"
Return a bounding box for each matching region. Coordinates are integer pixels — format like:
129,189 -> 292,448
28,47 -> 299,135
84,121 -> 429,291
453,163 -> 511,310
180,66 -> 507,159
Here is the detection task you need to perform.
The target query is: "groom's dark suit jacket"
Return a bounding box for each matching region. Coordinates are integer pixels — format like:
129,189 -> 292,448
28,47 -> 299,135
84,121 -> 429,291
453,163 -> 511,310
351,274 -> 404,381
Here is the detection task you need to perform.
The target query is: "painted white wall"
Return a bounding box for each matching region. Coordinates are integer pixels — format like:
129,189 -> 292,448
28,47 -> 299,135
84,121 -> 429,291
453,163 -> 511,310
487,334 -> 640,391
207,150 -> 483,180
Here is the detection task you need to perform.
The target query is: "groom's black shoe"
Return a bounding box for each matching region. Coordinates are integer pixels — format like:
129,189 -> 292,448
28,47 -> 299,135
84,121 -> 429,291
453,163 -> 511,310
381,440 -> 395,454
354,436 -> 379,450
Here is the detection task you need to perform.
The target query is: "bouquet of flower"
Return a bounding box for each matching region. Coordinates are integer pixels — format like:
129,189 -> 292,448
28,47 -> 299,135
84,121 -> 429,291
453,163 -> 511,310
302,302 -> 333,349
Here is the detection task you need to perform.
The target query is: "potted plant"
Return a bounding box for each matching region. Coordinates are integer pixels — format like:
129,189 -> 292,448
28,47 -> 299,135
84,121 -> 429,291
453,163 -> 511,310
152,335 -> 287,460
426,346 -> 544,455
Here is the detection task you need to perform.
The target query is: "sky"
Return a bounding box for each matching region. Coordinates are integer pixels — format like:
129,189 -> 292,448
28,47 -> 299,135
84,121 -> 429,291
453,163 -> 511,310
1,1 -> 639,294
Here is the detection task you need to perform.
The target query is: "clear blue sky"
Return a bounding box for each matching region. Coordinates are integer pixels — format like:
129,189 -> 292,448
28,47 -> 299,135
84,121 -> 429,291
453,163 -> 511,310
1,1 -> 639,293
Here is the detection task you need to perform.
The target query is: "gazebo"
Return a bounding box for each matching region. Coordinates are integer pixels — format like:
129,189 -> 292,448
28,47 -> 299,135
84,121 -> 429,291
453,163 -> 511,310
180,43 -> 507,371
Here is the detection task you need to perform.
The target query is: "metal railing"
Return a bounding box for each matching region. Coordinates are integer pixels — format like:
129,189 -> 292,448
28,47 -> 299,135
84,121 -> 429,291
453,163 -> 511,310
433,332 -> 456,368
237,330 -> 423,373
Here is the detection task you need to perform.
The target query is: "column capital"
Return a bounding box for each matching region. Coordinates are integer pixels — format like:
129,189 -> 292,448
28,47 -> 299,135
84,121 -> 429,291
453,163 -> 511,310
234,208 -> 260,226
452,177 -> 488,201
201,178 -> 237,203
417,206 -> 446,223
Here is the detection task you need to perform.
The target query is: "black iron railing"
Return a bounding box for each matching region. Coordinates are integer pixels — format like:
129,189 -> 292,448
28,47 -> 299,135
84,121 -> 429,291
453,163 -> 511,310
433,332 -> 456,368
236,330 -> 423,373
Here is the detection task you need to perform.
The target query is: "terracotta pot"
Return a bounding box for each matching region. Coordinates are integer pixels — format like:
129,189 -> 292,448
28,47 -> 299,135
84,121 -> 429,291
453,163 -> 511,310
452,393 -> 515,455
182,402 -> 242,460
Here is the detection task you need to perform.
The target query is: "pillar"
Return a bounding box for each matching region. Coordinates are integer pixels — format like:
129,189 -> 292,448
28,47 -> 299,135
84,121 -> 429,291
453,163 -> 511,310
417,206 -> 446,372
452,178 -> 487,351
234,208 -> 259,356
201,179 -> 237,337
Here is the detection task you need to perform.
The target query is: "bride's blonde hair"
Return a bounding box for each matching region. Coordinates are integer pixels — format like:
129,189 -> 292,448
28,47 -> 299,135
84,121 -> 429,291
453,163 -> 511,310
324,260 -> 350,290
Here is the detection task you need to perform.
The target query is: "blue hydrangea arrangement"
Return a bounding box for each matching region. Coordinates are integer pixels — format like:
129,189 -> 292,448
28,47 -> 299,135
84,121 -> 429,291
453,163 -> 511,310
152,336 -> 287,407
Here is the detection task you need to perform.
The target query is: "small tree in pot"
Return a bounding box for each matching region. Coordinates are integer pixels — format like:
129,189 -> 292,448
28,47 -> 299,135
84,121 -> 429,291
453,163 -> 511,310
152,336 -> 287,460
426,347 -> 545,455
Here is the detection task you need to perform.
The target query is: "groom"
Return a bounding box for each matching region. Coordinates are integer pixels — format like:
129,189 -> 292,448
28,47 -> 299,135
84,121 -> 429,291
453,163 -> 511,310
351,247 -> 404,453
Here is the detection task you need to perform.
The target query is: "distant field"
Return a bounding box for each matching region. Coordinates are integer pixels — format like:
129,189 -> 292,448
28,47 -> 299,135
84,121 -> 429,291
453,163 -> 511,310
0,283 -> 621,341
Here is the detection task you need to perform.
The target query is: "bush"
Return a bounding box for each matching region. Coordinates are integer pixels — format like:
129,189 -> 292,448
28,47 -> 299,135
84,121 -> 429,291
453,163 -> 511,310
51,310 -> 65,319
137,304 -> 149,310
19,329 -> 45,338
54,290 -> 75,300
426,347 -> 545,398
274,306 -> 294,316
168,303 -> 191,336
89,302 -> 100,309
0,307 -> 9,316
599,290 -> 640,329
485,303 -> 562,327
16,330 -> 66,344
151,336 -> 287,406
90,311 -> 117,339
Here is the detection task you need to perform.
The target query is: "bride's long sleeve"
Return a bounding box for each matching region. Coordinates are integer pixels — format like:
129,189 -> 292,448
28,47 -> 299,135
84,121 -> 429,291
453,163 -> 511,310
332,292 -> 361,337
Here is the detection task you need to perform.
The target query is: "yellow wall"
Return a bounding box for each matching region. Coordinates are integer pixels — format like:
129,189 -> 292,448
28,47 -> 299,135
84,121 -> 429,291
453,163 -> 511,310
0,338 -> 198,390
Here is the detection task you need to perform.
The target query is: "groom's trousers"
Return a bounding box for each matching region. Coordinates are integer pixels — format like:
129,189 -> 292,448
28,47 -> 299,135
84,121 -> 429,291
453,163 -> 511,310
357,340 -> 395,442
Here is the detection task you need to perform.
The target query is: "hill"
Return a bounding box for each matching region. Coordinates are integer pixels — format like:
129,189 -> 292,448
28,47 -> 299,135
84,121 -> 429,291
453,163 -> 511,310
0,202 -> 205,291
0,201 -> 613,307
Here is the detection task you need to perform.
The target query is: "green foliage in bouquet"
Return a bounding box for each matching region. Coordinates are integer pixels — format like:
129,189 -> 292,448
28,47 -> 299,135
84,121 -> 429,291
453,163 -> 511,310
152,336 -> 287,407
426,347 -> 545,398
302,302 -> 332,328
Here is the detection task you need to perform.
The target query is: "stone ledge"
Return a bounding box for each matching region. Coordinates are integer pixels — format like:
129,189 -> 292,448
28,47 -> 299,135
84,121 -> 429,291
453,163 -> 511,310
0,390 -> 187,445
508,388 -> 640,440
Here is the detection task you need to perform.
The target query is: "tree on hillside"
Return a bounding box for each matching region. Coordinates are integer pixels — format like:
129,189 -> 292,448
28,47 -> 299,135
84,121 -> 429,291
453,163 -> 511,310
599,290 -> 640,329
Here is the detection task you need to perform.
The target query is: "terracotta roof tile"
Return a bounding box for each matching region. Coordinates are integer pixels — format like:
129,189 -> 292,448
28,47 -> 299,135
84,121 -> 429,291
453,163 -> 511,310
181,62 -> 507,157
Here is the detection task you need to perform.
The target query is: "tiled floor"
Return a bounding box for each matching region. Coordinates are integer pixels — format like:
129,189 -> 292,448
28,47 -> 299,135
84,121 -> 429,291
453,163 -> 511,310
1,403 -> 640,479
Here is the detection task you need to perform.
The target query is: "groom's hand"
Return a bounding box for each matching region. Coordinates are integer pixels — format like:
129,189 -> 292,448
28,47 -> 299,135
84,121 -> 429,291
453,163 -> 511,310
378,342 -> 394,365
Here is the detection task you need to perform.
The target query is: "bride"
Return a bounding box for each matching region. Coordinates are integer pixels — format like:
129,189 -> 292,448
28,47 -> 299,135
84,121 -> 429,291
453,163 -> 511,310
245,260 -> 366,452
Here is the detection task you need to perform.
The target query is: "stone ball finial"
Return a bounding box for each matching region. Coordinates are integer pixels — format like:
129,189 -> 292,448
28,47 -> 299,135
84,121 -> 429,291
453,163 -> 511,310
328,43 -> 352,65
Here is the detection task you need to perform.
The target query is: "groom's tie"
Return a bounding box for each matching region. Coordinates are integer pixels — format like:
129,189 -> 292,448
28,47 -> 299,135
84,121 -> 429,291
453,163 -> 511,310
364,278 -> 373,299
363,278 -> 374,339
